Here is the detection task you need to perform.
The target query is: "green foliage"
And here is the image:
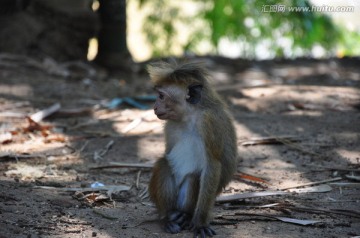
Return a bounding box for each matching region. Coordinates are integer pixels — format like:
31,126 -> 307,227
139,0 -> 358,58
140,0 -> 197,57
338,27 -> 360,56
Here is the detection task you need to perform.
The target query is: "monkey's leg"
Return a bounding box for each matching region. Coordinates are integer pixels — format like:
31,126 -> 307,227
171,174 -> 199,228
149,158 -> 181,234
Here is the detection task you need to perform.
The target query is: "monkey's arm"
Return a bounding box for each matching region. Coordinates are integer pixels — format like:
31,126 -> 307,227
191,160 -> 220,236
191,112 -> 224,236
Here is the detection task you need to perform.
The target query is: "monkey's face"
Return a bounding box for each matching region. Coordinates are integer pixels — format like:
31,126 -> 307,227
153,85 -> 187,121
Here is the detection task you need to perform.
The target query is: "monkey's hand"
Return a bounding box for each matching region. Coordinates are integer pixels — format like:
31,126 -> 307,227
187,213 -> 216,237
165,221 -> 182,234
192,226 -> 216,238
165,211 -> 190,234
188,223 -> 216,238
169,211 -> 189,225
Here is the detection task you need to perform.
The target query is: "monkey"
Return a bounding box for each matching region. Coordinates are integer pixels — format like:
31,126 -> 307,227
147,61 -> 237,238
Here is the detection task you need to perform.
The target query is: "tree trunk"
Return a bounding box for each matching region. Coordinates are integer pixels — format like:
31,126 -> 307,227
96,0 -> 131,69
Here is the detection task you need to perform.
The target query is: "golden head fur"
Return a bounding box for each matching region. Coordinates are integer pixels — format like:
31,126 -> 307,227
147,61 -> 224,109
147,61 -> 210,87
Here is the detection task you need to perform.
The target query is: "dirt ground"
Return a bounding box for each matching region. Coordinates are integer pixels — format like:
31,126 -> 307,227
0,56 -> 359,238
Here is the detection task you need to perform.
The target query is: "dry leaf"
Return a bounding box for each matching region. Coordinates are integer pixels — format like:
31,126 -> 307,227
23,116 -> 53,136
0,132 -> 12,144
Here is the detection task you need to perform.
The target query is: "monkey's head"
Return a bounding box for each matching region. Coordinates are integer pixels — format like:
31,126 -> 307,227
147,61 -> 211,121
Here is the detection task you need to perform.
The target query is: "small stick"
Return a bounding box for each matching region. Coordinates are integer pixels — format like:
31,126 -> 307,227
216,191 -> 288,203
264,130 -> 321,157
121,111 -> 154,134
279,177 -> 342,190
79,141 -> 89,153
0,152 -> 47,160
240,136 -> 299,146
30,103 -> 61,122
90,162 -> 154,170
286,205 -> 360,218
93,140 -> 114,161
136,170 -> 142,189
122,118 -> 143,134
59,219 -> 92,225
306,164 -> 360,172
234,172 -> 270,185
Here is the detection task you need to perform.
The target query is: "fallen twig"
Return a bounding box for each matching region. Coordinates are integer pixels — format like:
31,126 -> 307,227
89,162 -> 154,170
288,184 -> 332,193
284,205 -> 360,219
240,136 -> 299,146
216,212 -> 321,226
329,182 -> 360,188
279,177 -> 342,190
221,203 -> 280,210
122,118 -> 143,134
217,184 -> 333,203
121,111 -> 154,134
216,191 -> 288,203
306,199 -> 360,203
234,172 -> 270,185
0,151 -> 46,160
305,165 -> 360,172
139,187 -> 149,200
30,103 -> 61,122
79,141 -> 89,153
136,171 -> 142,189
34,184 -> 130,193
59,219 -> 92,225
264,130 -> 321,157
93,140 -> 114,161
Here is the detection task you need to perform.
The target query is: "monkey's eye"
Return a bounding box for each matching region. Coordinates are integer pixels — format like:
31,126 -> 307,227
158,93 -> 164,100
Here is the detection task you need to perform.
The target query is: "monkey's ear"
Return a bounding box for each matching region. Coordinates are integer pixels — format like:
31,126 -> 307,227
186,85 -> 203,104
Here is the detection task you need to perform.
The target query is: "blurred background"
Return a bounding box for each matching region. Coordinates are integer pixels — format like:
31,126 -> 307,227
0,0 -> 359,68
126,0 -> 360,61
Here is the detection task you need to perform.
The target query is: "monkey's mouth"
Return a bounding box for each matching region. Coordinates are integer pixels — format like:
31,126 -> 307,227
157,114 -> 165,119
156,113 -> 166,118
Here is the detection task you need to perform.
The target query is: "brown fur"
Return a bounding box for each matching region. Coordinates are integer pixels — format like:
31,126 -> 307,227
148,61 -> 237,235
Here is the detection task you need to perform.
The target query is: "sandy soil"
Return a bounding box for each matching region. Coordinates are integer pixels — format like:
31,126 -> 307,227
0,57 -> 359,238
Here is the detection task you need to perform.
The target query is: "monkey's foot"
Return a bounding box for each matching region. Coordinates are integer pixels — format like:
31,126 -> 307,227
165,221 -> 182,234
169,211 -> 190,227
191,226 -> 216,238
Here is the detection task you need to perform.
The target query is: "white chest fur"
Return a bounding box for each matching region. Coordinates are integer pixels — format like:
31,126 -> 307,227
167,129 -> 207,186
